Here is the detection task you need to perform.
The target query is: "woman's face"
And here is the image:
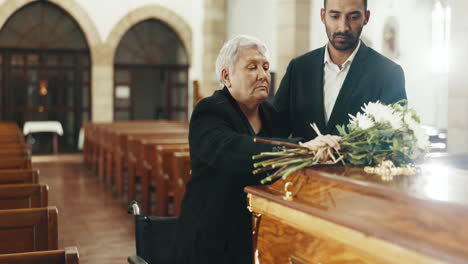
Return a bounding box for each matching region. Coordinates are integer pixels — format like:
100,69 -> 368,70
224,47 -> 271,107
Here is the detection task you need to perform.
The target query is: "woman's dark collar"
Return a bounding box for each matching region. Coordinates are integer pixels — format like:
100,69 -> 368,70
219,86 -> 272,136
220,86 -> 234,102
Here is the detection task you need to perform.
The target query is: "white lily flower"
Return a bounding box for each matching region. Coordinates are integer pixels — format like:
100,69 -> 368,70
415,129 -> 431,150
388,112 -> 403,130
349,112 -> 375,130
404,113 -> 418,130
362,101 -> 402,129
404,113 -> 430,150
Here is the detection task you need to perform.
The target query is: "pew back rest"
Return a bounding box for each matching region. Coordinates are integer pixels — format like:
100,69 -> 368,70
155,145 -> 190,185
0,156 -> 32,169
0,184 -> 48,209
0,146 -> 30,155
0,206 -> 58,254
171,152 -> 190,216
0,247 -> 79,264
0,169 -> 39,184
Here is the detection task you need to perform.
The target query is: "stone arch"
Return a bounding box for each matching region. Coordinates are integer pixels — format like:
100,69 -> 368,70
0,0 -> 102,59
106,4 -> 192,65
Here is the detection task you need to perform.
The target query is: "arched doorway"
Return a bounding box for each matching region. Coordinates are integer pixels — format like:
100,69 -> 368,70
0,0 -> 91,152
114,19 -> 189,121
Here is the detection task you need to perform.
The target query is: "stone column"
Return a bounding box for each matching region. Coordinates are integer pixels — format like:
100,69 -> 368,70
91,43 -> 114,122
448,0 -> 468,153
276,0 -> 311,91
201,0 -> 226,97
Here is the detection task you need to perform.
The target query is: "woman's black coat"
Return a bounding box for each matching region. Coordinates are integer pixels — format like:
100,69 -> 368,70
174,87 -> 287,264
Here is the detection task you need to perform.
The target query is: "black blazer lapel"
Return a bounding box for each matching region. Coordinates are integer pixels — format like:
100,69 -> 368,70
307,47 -> 327,134
326,42 -> 371,133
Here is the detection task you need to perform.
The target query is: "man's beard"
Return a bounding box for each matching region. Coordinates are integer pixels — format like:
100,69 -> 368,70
327,28 -> 362,51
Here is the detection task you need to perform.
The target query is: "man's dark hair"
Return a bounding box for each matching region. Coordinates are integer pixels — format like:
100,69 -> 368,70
324,0 -> 367,10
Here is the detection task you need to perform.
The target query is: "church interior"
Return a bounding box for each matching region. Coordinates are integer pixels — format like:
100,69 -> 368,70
0,0 -> 467,263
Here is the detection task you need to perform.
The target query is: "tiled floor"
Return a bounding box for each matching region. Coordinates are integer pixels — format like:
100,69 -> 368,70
33,154 -> 135,264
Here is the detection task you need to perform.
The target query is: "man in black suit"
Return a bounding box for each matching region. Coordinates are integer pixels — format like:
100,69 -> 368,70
274,0 -> 407,140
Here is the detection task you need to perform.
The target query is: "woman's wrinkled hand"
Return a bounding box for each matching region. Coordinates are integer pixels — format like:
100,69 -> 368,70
300,135 -> 341,151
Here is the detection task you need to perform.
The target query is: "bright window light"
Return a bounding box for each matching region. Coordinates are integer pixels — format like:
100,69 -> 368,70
431,1 -> 451,73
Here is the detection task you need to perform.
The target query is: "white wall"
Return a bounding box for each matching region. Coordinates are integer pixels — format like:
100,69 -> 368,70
310,0 -> 328,50
367,0 -> 445,128
448,0 -> 468,153
226,0 -> 278,71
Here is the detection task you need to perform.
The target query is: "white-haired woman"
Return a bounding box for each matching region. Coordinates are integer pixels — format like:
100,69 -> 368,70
174,35 -> 339,264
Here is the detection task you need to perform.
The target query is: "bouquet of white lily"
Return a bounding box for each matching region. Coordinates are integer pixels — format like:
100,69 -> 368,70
253,100 -> 431,184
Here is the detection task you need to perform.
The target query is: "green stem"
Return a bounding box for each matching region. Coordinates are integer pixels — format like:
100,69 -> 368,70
270,158 -> 309,168
281,160 -> 315,180
252,152 -> 291,160
253,166 -> 275,175
254,138 -> 308,149
254,155 -> 296,168
260,165 -> 288,184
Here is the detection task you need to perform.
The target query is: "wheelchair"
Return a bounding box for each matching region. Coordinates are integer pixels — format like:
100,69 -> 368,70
127,201 -> 178,264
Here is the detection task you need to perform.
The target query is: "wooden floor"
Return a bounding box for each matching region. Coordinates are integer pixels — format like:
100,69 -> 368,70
33,154 -> 135,264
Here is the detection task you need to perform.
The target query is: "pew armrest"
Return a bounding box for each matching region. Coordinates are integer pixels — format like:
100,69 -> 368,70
143,161 -> 152,171
128,255 -> 149,264
65,246 -> 79,264
0,247 -> 79,264
115,149 -> 124,159
128,154 -> 136,163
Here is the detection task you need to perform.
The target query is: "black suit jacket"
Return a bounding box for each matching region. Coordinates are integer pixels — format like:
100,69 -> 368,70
174,87 -> 287,264
273,42 -> 407,140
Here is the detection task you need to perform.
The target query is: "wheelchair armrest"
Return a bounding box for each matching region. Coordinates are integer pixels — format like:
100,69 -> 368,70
128,255 -> 149,264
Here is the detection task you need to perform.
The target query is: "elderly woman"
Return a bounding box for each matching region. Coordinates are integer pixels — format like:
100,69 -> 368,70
174,35 -> 339,264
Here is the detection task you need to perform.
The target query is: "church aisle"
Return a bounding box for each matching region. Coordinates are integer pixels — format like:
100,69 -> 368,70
33,154 -> 135,264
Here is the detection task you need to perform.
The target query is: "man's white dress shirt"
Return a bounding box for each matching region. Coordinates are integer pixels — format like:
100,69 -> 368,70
323,41 -> 361,124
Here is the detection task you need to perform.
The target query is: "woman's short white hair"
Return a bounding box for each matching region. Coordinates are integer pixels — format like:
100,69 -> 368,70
215,35 -> 269,86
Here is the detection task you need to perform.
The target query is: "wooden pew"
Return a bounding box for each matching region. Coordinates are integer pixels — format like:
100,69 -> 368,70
112,132 -> 184,195
0,129 -> 25,144
0,184 -> 48,209
0,169 -> 39,184
107,129 -> 188,191
0,206 -> 58,254
87,121 -> 185,173
0,147 -> 30,156
125,134 -> 188,193
0,247 -> 79,264
82,121 -> 93,165
95,122 -> 187,180
152,145 -> 189,216
170,151 -> 191,216
0,137 -> 25,144
0,121 -> 20,127
0,156 -> 32,170
126,138 -> 188,214
113,133 -> 174,195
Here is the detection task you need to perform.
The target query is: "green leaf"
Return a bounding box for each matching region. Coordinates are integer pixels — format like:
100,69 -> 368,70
348,153 -> 368,160
336,125 -> 348,137
394,99 -> 408,107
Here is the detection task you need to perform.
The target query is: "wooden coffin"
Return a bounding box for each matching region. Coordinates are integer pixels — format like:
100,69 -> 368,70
245,164 -> 468,264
